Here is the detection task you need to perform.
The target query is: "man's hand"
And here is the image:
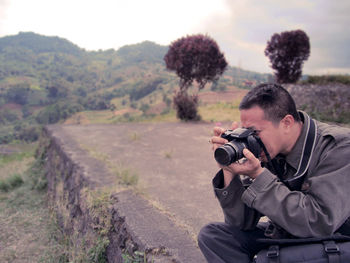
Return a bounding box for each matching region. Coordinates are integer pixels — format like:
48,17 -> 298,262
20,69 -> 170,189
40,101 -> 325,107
225,149 -> 264,179
210,122 -> 240,187
210,122 -> 239,151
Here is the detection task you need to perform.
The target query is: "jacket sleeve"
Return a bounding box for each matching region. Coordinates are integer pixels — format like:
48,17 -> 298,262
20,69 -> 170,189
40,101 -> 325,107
241,136 -> 350,237
213,170 -> 261,230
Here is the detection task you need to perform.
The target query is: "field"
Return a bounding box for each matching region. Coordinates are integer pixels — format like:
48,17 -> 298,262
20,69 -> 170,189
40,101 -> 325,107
63,87 -> 247,125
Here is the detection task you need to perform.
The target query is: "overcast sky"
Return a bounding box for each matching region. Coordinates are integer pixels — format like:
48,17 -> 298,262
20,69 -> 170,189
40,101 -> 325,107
0,0 -> 349,74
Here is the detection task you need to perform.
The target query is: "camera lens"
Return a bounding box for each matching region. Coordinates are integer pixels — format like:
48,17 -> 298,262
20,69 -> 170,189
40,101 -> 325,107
214,144 -> 238,166
214,141 -> 247,166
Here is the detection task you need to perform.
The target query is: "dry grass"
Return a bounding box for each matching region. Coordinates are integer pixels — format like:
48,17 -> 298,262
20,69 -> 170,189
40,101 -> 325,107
199,102 -> 241,123
0,143 -> 66,263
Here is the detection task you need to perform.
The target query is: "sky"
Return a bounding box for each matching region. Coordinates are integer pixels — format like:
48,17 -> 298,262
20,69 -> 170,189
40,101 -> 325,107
0,0 -> 349,75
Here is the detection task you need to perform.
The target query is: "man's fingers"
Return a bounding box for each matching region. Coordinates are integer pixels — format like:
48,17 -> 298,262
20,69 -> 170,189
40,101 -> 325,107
243,148 -> 260,165
211,136 -> 228,145
213,126 -> 225,136
230,121 -> 239,130
243,148 -> 255,160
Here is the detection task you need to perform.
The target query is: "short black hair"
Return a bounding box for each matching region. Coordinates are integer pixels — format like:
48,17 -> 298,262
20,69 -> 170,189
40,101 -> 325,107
239,83 -> 300,123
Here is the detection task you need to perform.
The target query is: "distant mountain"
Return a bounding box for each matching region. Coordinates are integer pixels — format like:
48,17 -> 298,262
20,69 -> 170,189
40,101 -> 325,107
116,41 -> 168,64
0,32 -> 83,55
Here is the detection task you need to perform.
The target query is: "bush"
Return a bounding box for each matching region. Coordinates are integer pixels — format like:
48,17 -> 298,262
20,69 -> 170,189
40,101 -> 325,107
17,125 -> 41,142
0,109 -> 19,124
173,91 -> 201,121
303,75 -> 350,85
129,79 -> 163,101
5,84 -> 31,105
81,97 -> 110,110
0,174 -> 24,192
35,102 -> 84,124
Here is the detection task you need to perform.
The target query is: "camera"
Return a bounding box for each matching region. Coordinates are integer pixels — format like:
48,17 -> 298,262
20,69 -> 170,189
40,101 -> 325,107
214,128 -> 261,166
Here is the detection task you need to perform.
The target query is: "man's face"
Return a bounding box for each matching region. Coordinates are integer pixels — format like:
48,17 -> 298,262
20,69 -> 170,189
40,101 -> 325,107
240,106 -> 285,161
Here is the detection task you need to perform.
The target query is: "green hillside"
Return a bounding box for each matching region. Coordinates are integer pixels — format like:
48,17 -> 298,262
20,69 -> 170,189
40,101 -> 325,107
0,32 -> 270,144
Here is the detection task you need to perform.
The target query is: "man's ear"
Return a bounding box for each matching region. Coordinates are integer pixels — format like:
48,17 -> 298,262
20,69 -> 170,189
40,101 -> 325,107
281,114 -> 295,131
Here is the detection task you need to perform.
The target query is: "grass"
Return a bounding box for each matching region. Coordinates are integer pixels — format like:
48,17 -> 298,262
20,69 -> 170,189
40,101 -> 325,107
199,102 -> 241,123
0,143 -> 67,263
65,101 -> 241,125
113,166 -> 139,186
122,250 -> 152,263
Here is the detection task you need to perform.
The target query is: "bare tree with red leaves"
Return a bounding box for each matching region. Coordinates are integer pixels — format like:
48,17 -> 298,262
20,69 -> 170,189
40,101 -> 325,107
265,29 -> 310,84
164,34 -> 227,120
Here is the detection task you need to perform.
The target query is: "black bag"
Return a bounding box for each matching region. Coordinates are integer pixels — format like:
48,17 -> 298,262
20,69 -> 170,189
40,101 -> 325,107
255,235 -> 350,263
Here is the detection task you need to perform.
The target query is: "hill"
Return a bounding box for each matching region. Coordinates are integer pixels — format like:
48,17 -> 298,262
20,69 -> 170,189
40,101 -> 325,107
0,32 -> 272,144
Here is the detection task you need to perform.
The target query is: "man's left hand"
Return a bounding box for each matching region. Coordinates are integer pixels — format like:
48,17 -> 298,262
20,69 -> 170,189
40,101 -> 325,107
224,148 -> 264,179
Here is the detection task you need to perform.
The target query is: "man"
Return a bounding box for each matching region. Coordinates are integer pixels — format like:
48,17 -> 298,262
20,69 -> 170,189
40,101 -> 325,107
198,83 -> 350,263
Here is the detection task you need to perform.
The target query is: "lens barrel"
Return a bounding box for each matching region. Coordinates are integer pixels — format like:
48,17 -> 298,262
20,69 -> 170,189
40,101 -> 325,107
214,141 -> 247,166
214,145 -> 237,166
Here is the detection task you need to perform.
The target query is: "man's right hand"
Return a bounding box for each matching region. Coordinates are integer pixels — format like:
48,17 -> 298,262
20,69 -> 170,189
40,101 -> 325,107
210,122 -> 240,187
210,121 -> 240,151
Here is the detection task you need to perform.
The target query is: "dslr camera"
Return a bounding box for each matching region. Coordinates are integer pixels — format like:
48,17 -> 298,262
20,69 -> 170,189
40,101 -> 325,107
214,128 -> 261,166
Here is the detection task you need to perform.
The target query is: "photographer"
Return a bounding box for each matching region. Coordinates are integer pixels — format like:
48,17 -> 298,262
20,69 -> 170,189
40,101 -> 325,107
198,83 -> 350,263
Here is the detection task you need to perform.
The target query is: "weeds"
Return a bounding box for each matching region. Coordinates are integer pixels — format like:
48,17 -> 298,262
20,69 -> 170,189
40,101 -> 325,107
122,250 -> 154,263
129,132 -> 141,141
88,236 -> 109,263
0,173 -> 23,192
83,188 -> 113,262
80,143 -> 139,187
28,157 -> 47,191
113,166 -> 139,186
163,150 -> 173,159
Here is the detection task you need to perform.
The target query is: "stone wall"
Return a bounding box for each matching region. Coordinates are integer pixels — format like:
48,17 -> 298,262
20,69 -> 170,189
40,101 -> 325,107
38,127 -> 164,262
286,83 -> 350,123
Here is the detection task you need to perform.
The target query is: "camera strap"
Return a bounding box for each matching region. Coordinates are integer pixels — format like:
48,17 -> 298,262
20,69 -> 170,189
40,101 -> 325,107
256,114 -> 317,191
284,114 -> 317,190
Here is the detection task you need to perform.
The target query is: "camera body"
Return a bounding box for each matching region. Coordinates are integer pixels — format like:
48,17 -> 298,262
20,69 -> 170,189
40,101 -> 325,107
214,128 -> 261,166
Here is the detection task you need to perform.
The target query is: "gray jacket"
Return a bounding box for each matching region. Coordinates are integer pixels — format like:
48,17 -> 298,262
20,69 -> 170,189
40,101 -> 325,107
213,111 -> 350,237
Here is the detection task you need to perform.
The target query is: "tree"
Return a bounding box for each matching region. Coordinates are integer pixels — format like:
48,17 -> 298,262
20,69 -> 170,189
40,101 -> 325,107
164,34 -> 227,120
164,34 -> 227,91
265,29 -> 310,84
5,84 -> 30,105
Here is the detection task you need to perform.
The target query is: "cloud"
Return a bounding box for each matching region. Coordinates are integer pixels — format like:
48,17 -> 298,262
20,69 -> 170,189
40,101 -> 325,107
1,0 -> 228,51
196,0 -> 350,74
0,0 -> 10,35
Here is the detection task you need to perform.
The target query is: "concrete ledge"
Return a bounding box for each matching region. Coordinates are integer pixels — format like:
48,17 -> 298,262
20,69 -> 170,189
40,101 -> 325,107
40,124 -> 209,262
110,190 -> 205,262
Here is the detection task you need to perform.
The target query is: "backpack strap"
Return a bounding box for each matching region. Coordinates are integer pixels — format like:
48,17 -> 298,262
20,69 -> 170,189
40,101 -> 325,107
323,240 -> 340,263
266,245 -> 280,263
263,240 -> 342,263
